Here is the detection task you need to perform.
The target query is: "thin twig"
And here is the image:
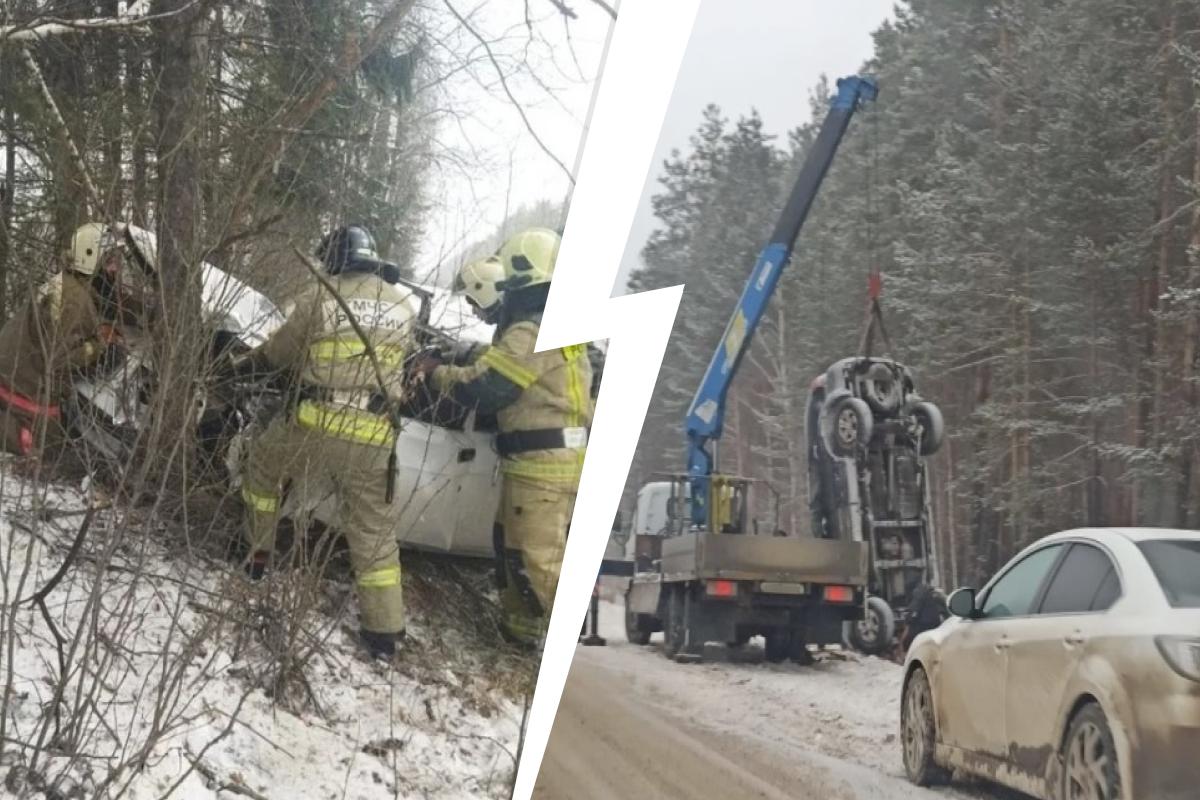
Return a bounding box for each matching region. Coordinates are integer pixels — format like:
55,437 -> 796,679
443,0 -> 575,185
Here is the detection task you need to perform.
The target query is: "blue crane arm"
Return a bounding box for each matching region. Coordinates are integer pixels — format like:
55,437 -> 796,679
684,75 -> 878,528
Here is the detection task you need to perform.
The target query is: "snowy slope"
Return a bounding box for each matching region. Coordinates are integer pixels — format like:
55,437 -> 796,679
0,474 -> 525,799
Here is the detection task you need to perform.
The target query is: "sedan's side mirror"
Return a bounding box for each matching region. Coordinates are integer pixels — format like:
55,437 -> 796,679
947,587 -> 978,619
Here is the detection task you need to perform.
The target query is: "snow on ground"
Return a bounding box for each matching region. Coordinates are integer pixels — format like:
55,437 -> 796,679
0,471 -> 526,799
549,596 -> 1025,799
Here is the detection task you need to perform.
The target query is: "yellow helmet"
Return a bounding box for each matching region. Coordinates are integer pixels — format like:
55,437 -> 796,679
497,227 -> 560,290
69,222 -> 107,276
454,256 -> 505,312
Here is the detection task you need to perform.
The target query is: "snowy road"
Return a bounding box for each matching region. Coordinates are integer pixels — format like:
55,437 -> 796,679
534,600 -> 1028,800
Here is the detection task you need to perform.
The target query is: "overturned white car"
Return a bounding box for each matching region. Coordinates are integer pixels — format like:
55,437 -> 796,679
69,224 -> 500,557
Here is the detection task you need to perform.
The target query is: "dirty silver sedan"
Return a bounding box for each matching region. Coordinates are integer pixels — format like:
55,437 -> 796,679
901,528 -> 1200,800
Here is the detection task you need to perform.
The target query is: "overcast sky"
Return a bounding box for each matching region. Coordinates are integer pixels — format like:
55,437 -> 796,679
613,0 -> 896,295
414,2 -> 609,286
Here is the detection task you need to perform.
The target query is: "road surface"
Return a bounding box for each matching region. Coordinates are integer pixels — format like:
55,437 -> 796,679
534,599 -> 1027,800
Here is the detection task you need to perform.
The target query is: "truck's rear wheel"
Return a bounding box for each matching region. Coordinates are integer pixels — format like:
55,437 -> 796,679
663,587 -> 685,659
848,596 -> 896,655
624,590 -> 652,645
764,631 -> 789,663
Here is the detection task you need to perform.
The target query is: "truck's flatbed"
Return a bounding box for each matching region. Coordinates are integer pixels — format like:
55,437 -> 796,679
658,533 -> 868,585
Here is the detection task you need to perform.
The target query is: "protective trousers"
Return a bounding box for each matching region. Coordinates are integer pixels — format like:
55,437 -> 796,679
495,472 -> 578,644
241,414 -> 405,634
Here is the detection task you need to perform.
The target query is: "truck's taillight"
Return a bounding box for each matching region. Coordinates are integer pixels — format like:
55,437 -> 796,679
706,580 -> 737,598
823,585 -> 854,603
1157,636 -> 1200,682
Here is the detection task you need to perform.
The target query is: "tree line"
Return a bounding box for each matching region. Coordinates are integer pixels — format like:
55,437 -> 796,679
627,0 -> 1200,587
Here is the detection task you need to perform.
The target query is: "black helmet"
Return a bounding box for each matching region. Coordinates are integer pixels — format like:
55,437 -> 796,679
316,225 -> 381,274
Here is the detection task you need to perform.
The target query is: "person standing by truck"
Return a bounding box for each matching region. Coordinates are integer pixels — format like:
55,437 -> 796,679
416,228 -> 592,646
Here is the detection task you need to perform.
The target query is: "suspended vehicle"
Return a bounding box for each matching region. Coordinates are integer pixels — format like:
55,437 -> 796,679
806,349 -> 945,654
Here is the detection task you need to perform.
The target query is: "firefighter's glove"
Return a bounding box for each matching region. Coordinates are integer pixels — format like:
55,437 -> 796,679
405,349 -> 443,387
443,340 -> 483,366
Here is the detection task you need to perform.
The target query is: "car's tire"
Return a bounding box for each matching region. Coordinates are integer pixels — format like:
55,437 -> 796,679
901,667 -> 950,786
862,362 -> 902,415
849,596 -> 896,655
624,591 -> 652,645
1061,703 -> 1121,800
764,630 -> 790,663
823,396 -> 874,457
909,401 -> 945,456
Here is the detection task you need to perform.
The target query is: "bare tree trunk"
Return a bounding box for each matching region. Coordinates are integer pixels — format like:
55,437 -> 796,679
1178,92 -> 1200,527
148,0 -> 211,476
99,0 -> 124,218
1,58 -> 14,316
127,48 -> 149,226
1141,8 -> 1179,525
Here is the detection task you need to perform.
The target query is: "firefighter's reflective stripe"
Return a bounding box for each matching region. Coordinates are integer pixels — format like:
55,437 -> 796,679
295,400 -> 394,447
501,458 -> 583,483
562,345 -> 587,429
481,348 -> 538,388
357,564 -> 402,589
242,486 -> 279,514
503,609 -> 546,643
309,337 -> 405,369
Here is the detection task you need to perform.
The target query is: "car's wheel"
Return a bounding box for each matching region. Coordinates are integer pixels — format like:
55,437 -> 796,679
901,667 -> 949,786
624,591 -> 651,645
848,596 -> 896,655
823,396 -> 874,457
764,631 -> 790,663
862,362 -> 902,414
1061,703 -> 1121,800
909,401 -> 945,456
663,587 -> 682,659
727,629 -> 750,648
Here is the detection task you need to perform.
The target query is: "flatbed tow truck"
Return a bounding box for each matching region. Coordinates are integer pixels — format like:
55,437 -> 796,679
618,76 -> 880,662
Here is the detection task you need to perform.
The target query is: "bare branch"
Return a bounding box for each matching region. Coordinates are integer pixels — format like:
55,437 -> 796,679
584,0 -> 616,20
17,47 -> 102,215
443,0 -> 575,185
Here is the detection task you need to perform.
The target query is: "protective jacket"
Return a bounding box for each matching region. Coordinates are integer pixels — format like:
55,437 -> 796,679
431,305 -> 593,642
241,270 -> 417,636
0,272 -> 104,454
431,308 -> 592,484
260,272 -> 416,445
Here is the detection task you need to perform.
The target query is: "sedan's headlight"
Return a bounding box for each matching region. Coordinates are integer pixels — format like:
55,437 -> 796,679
1156,636 -> 1200,682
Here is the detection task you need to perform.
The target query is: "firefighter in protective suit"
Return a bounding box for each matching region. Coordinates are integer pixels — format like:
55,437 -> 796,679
420,228 -> 592,645
0,223 -> 135,457
239,225 -> 417,660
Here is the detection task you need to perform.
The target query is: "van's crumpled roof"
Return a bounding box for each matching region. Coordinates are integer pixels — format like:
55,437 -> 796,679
119,223 -> 493,347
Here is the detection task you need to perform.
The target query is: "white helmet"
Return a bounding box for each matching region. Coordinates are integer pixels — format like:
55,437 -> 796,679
69,222 -> 107,276
454,256 -> 505,313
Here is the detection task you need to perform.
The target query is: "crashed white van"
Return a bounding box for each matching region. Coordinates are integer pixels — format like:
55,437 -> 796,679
70,224 -> 500,557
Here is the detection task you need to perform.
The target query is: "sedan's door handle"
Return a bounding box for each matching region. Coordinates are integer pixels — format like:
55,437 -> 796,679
994,637 -> 1012,652
1064,631 -> 1085,647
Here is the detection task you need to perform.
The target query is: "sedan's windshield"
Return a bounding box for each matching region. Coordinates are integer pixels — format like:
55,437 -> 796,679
1138,540 -> 1200,608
